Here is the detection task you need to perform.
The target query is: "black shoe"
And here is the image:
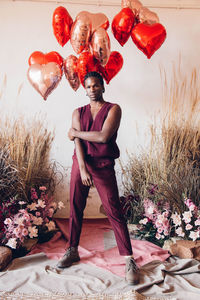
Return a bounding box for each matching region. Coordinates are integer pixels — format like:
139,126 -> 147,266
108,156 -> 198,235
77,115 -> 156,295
125,257 -> 140,285
56,247 -> 80,268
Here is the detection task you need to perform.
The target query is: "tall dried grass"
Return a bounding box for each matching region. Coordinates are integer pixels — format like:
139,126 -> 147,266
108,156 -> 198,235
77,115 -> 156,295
0,115 -> 56,202
121,65 -> 200,220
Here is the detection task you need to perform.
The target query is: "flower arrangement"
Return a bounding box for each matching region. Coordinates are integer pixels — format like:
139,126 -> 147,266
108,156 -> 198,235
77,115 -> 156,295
133,197 -> 200,247
1,186 -> 64,250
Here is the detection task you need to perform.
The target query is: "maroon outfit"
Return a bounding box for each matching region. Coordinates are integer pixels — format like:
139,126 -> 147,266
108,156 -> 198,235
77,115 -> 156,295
69,102 -> 132,255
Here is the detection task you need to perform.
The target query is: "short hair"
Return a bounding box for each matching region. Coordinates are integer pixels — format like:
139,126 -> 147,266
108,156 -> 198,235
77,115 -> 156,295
84,71 -> 104,87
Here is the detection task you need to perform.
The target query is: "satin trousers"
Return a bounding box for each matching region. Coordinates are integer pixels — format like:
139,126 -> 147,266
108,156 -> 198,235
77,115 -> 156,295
69,157 -> 133,256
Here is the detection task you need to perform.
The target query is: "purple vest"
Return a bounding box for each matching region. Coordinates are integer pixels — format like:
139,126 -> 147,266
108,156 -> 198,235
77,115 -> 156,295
77,101 -> 120,160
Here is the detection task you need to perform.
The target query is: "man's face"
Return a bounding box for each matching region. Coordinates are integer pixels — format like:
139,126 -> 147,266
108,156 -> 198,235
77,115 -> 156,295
85,76 -> 104,101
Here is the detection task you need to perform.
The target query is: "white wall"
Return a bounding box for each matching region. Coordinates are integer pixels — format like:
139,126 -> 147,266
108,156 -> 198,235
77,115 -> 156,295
0,1 -> 200,217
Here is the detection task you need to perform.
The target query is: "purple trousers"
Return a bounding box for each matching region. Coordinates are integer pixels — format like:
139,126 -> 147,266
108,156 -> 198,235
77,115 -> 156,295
69,157 -> 133,256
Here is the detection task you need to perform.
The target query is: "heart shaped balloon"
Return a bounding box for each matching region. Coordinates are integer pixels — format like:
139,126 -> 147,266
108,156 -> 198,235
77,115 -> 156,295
99,51 -> 123,84
90,27 -> 110,66
131,23 -> 167,59
138,7 -> 159,25
28,51 -> 63,69
64,55 -> 80,91
27,62 -> 62,100
52,6 -> 73,47
77,51 -> 99,86
70,14 -> 92,54
112,7 -> 135,46
77,11 -> 109,34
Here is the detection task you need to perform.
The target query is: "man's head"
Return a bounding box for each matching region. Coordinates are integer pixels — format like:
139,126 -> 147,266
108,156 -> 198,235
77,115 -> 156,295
84,72 -> 105,101
84,72 -> 104,89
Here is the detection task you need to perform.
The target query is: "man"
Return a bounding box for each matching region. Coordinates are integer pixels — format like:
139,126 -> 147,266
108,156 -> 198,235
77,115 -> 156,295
57,71 -> 139,285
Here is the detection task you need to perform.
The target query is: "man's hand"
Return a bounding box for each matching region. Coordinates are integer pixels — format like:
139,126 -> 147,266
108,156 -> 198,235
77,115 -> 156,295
68,127 -> 77,141
80,167 -> 93,186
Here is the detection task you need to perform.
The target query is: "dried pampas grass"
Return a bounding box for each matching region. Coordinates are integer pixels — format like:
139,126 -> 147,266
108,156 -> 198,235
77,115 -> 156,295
121,64 -> 200,220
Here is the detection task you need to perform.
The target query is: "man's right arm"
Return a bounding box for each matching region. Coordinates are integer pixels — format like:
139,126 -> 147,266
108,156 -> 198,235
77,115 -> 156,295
71,109 -> 92,186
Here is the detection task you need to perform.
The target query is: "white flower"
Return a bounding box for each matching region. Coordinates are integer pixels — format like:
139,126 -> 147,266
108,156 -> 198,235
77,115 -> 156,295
28,226 -> 38,238
58,201 -> 65,209
19,201 -> 26,205
175,226 -> 185,237
37,199 -> 46,208
195,219 -> 200,226
46,221 -> 56,231
4,218 -> 12,225
189,231 -> 200,241
27,203 -> 37,211
182,211 -> 192,224
14,217 -> 24,226
32,216 -> 43,226
139,218 -> 148,225
171,213 -> 181,226
157,214 -> 165,222
6,238 -> 17,249
147,206 -> 154,214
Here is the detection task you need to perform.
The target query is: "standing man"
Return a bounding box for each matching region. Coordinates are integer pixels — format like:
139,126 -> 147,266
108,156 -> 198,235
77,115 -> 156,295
57,71 -> 139,285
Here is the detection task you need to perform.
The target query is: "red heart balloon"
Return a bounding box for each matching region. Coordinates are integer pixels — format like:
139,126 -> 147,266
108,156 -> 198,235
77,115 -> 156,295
98,51 -> 123,84
28,51 -> 63,69
112,8 -> 135,46
77,51 -> 99,86
52,6 -> 73,47
131,23 -> 167,59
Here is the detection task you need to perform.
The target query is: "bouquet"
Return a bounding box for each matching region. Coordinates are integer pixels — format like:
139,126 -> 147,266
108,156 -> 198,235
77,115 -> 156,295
2,186 -> 64,249
133,197 -> 200,247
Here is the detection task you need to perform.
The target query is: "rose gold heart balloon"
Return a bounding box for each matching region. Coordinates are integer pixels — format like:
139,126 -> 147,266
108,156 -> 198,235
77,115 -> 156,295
77,11 -> 109,34
64,55 -> 80,91
70,13 -> 91,54
90,27 -> 110,66
27,62 -> 62,100
138,7 -> 159,25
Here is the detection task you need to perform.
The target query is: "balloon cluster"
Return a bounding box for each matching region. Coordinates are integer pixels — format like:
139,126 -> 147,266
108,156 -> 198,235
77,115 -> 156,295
27,1 -> 166,100
114,0 -> 167,59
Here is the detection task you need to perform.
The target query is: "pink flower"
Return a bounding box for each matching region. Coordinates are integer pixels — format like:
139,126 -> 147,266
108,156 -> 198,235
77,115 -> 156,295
32,216 -> 43,226
155,233 -> 161,240
48,208 -> 55,217
39,186 -> 47,191
27,203 -> 37,211
185,223 -> 193,230
157,227 -> 163,234
22,228 -> 29,236
36,211 -> 41,217
46,221 -> 56,231
28,226 -> 38,238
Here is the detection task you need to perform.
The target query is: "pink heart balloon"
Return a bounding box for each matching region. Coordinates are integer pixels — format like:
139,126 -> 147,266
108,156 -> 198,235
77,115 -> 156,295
77,11 -> 109,33
64,55 -> 80,91
27,62 -> 62,100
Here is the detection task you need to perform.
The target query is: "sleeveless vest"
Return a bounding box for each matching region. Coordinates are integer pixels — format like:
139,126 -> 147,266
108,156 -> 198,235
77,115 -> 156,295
77,101 -> 120,160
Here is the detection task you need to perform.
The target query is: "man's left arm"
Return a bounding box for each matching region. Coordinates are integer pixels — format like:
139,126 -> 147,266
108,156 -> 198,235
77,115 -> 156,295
68,104 -> 121,143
